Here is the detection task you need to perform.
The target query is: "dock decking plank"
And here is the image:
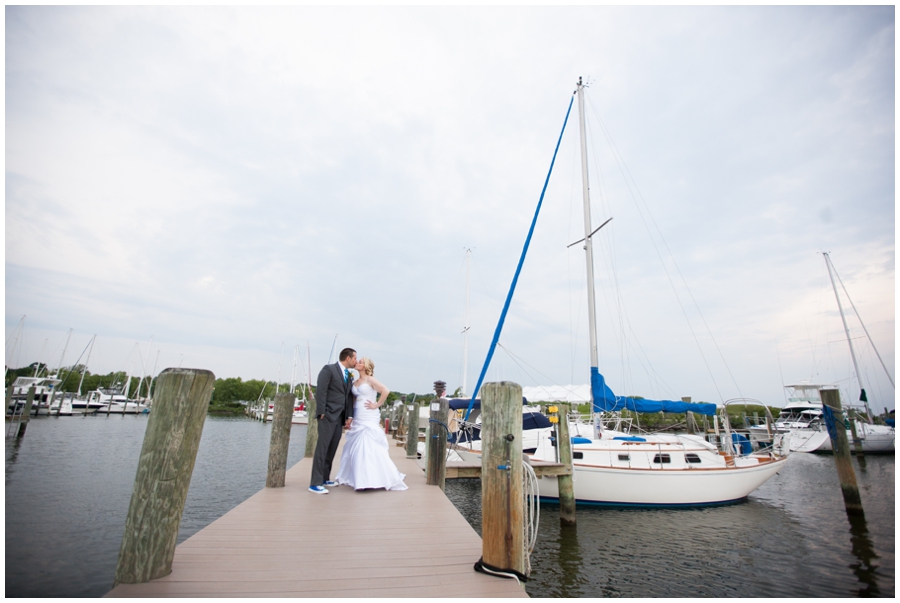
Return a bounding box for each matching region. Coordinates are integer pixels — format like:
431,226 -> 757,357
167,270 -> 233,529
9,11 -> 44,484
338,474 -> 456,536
105,435 -> 528,598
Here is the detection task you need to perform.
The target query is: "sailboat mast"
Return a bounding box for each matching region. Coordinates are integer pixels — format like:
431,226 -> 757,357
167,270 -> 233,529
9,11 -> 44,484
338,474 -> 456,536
77,335 -> 96,397
823,252 -> 873,422
577,78 -> 600,371
462,247 -> 472,396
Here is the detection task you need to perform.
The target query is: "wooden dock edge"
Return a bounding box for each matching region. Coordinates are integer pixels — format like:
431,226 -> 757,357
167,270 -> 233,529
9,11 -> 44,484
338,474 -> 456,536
105,434 -> 529,598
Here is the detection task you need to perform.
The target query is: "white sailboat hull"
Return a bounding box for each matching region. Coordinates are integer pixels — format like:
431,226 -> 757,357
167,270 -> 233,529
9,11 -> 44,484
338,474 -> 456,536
459,428 -> 790,507
536,456 -> 787,507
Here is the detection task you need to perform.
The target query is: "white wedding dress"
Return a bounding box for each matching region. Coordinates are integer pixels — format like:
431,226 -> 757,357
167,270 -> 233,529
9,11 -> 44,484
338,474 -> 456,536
334,382 -> 408,491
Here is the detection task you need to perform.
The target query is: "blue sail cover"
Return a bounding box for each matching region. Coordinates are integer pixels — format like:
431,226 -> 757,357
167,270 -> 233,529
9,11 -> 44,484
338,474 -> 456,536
591,367 -> 717,416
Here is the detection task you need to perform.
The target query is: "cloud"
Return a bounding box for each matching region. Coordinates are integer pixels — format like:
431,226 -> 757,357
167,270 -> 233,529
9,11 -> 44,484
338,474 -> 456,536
5,6 -> 895,414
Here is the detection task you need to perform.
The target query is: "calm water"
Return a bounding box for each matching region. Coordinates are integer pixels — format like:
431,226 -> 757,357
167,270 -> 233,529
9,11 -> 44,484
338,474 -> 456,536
445,452 -> 895,597
6,416 -> 895,597
6,415 -> 307,598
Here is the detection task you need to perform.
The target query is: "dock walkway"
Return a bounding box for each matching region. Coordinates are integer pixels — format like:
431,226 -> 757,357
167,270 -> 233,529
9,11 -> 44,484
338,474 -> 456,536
106,438 -> 528,598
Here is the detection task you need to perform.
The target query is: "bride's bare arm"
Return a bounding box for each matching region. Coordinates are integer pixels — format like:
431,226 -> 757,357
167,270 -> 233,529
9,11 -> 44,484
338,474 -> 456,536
364,377 -> 391,409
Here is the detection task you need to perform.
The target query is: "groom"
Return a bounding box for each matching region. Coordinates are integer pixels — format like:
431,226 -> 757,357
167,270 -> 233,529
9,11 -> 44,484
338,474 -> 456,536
309,347 -> 357,494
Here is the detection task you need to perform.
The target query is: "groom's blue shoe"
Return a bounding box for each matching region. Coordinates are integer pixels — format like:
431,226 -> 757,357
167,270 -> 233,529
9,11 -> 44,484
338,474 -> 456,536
323,480 -> 338,487
309,485 -> 329,494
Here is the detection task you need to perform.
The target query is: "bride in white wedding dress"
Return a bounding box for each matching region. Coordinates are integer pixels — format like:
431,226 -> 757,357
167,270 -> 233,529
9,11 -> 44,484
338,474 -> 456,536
334,357 -> 408,491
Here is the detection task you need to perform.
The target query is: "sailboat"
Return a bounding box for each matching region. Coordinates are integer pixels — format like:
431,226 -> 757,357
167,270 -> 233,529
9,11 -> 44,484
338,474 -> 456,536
461,78 -> 790,507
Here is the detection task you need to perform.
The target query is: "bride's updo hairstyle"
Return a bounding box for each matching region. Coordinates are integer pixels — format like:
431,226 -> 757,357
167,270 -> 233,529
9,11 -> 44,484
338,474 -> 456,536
361,357 -> 375,376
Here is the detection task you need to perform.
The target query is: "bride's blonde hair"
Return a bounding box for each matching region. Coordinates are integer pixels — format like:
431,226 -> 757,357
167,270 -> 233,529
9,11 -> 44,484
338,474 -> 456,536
360,357 -> 375,376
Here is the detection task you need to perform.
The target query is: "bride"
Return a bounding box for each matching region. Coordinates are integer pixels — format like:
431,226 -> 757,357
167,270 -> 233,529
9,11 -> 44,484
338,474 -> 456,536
334,357 -> 408,491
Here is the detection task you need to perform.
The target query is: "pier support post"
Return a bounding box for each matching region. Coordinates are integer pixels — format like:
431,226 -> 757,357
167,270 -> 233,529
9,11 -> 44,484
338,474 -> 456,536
847,411 -> 865,459
17,387 -> 35,437
556,403 -> 576,526
304,395 -> 318,458
478,381 -> 526,579
266,392 -> 295,488
114,368 -> 215,585
426,397 -> 449,490
16,392 -> 34,438
395,402 -> 406,442
683,397 -> 695,434
820,388 -> 864,516
406,404 -> 418,458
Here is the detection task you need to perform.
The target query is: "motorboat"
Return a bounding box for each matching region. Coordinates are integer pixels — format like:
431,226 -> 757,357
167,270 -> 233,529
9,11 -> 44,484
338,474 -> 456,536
87,387 -> 148,414
7,376 -> 61,415
749,384 -> 893,453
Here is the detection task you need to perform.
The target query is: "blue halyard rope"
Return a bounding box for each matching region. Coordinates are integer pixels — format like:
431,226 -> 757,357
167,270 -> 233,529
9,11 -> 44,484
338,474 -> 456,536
464,94 -> 575,422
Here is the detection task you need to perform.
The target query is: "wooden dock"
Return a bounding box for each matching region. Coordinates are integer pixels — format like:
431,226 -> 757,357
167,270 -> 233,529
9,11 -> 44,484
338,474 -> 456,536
106,438 -> 528,598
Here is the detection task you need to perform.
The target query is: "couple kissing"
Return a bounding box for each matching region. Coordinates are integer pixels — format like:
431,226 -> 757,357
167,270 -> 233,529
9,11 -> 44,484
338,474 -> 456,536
308,347 -> 408,494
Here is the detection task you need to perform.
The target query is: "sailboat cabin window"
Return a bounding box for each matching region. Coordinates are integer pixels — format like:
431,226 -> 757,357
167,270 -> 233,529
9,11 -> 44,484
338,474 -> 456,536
617,454 -> 630,461
685,453 -> 702,463
652,453 -> 671,464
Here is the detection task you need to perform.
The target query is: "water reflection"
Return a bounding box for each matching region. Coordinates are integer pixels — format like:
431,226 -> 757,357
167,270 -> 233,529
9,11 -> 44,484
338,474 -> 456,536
846,509 -> 880,596
445,453 -> 894,598
5,435 -> 23,481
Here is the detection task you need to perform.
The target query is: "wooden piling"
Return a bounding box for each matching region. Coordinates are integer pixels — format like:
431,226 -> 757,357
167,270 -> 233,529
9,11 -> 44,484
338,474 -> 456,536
406,404 -> 418,458
266,392 -> 295,488
847,410 -> 865,458
16,389 -> 35,438
556,403 -> 576,526
114,368 -> 215,585
304,395 -> 318,458
395,402 -> 407,442
682,397 -> 695,435
479,381 -> 526,578
426,397 -> 449,490
820,388 -> 864,516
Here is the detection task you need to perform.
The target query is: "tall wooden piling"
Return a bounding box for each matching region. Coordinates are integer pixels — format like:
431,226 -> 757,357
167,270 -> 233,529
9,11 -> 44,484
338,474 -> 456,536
426,397 -> 449,490
556,403 -> 576,526
820,388 -> 864,516
16,392 -> 34,438
395,402 -> 407,441
406,404 -> 418,458
114,368 -> 215,585
16,386 -> 36,437
847,410 -> 865,458
304,395 -> 318,458
266,392 -> 295,488
479,381 -> 526,579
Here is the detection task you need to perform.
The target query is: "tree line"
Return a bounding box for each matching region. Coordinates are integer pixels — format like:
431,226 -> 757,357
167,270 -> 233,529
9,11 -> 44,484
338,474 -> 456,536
6,363 -> 441,415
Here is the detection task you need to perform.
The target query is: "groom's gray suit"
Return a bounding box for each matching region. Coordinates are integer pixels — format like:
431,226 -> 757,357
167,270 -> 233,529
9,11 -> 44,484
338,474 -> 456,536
310,361 -> 355,487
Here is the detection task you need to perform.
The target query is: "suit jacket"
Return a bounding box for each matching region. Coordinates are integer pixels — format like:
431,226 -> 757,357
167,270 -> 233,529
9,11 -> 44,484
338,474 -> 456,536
315,362 -> 354,422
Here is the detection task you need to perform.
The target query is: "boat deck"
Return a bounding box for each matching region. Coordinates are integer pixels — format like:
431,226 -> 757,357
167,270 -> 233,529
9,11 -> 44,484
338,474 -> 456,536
105,438 -> 528,598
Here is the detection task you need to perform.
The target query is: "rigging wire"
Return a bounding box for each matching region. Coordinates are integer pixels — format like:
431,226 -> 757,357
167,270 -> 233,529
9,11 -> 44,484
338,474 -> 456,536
829,255 -> 895,389
585,94 -> 741,402
496,342 -> 585,398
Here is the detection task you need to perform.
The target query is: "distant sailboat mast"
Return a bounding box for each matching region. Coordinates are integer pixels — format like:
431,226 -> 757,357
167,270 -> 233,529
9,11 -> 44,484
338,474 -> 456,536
823,252 -> 874,422
77,335 -> 97,397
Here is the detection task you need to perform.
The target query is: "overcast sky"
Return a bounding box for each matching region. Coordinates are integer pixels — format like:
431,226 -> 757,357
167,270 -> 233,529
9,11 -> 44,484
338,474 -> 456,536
5,6 -> 895,413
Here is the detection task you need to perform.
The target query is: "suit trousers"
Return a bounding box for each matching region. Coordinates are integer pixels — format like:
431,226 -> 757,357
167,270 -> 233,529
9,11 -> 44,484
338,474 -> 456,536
310,417 -> 343,486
